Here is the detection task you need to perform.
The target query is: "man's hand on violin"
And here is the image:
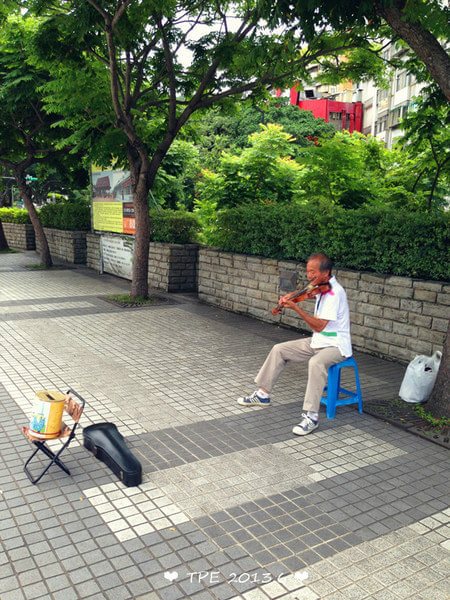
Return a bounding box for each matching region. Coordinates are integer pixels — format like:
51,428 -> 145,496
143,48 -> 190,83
282,299 -> 301,312
283,299 -> 329,332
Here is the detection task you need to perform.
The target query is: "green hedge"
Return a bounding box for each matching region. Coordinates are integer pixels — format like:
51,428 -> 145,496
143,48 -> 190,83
212,204 -> 450,281
0,208 -> 31,224
39,202 -> 91,231
1,205 -> 201,243
149,209 -> 200,244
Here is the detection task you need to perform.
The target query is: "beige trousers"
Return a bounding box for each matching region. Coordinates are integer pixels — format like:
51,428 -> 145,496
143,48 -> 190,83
255,338 -> 344,413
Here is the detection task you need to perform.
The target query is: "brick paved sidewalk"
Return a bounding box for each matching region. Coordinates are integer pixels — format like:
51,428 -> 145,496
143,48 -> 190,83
0,251 -> 448,600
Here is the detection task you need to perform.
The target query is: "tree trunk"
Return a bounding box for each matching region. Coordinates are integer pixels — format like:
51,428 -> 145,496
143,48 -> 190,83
128,147 -> 151,300
377,0 -> 450,101
131,188 -> 150,299
426,320 -> 449,419
15,174 -> 52,268
127,134 -> 177,300
0,219 -> 9,251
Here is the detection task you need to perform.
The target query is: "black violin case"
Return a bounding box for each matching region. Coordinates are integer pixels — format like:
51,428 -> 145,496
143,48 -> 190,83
83,422 -> 142,487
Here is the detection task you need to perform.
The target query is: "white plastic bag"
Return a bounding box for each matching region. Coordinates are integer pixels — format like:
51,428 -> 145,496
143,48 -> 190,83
399,351 -> 442,403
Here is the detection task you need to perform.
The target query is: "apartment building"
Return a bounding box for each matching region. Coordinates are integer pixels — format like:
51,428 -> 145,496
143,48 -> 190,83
356,44 -> 426,148
287,43 -> 426,149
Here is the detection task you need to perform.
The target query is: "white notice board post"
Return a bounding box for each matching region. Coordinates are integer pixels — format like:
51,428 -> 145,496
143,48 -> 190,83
100,235 -> 134,280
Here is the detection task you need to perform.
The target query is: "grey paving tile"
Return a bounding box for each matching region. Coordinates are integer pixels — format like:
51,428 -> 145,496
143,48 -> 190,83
128,578 -> 154,596
105,586 -> 137,600
0,590 -> 26,600
21,582 -> 49,599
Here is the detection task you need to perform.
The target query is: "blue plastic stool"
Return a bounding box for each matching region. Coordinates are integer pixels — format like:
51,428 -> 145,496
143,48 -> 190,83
320,357 -> 363,419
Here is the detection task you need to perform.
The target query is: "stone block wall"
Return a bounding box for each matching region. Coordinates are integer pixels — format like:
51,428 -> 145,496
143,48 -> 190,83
339,272 -> 448,362
198,247 -> 449,364
2,222 -> 35,250
36,228 -> 87,264
85,233 -> 198,292
86,233 -> 101,271
149,242 -> 198,292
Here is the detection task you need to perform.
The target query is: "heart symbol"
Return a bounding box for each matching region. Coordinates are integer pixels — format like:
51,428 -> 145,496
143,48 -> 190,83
294,571 -> 309,581
164,571 -> 178,582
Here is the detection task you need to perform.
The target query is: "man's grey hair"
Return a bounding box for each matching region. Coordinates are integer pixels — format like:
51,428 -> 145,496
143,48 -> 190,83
308,253 -> 333,275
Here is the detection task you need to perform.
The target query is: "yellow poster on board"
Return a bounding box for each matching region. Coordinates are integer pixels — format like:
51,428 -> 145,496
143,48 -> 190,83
92,202 -> 123,233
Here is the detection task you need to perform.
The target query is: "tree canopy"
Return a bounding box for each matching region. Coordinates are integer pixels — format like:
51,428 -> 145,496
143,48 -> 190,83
398,96 -> 450,211
0,15 -> 74,265
197,97 -> 335,156
21,0 -> 386,297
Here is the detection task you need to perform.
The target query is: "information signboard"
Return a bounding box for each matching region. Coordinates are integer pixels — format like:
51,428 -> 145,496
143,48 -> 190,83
91,167 -> 135,235
100,235 -> 134,280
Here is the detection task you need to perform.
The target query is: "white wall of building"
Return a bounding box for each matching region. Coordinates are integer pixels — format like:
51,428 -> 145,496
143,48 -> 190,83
354,43 -> 426,148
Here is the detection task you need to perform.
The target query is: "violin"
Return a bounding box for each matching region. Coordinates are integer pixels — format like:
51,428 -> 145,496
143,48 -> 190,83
271,282 -> 332,316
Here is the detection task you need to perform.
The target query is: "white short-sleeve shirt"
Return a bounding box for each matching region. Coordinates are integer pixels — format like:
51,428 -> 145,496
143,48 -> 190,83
310,275 -> 352,357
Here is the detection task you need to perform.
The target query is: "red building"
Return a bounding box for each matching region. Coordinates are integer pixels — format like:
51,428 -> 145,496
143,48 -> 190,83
289,89 -> 363,133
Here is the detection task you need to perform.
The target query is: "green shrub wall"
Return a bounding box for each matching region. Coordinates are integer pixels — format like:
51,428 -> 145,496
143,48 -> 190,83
213,205 -> 450,281
0,208 -> 31,224
149,209 -> 200,244
0,204 -> 90,230
39,202 -> 91,231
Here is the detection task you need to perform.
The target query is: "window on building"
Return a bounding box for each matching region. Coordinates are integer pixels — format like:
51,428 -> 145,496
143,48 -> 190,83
328,111 -> 342,131
308,65 -> 319,74
376,117 -> 387,134
391,108 -> 400,126
396,71 -> 408,91
377,88 -> 389,106
391,105 -> 408,126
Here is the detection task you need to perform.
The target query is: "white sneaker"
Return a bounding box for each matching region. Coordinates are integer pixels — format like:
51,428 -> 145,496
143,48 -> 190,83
292,413 -> 318,436
237,390 -> 271,407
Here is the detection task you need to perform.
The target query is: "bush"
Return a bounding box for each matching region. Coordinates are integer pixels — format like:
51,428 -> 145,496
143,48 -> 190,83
212,204 -> 450,280
0,208 -> 31,224
195,124 -> 304,209
149,209 -> 201,244
39,202 -> 91,231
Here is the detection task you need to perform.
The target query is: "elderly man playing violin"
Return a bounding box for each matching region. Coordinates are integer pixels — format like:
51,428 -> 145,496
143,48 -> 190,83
238,253 -> 352,436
